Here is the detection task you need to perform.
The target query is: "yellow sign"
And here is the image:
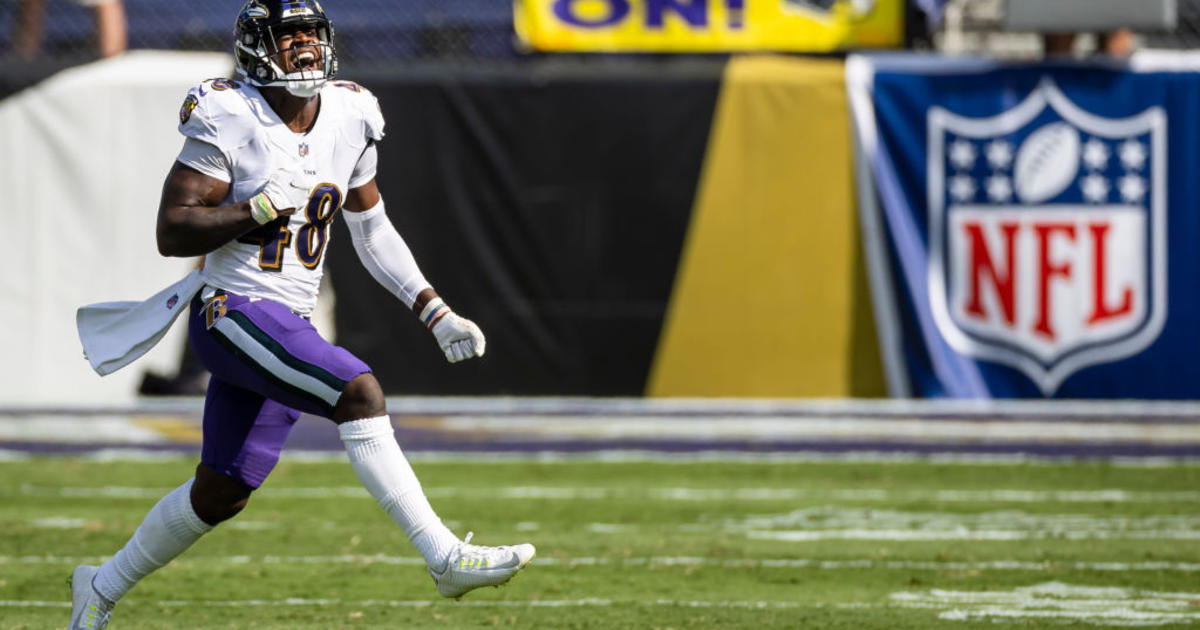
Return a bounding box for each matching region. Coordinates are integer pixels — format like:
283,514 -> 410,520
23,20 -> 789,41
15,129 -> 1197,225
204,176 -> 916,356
514,0 -> 903,52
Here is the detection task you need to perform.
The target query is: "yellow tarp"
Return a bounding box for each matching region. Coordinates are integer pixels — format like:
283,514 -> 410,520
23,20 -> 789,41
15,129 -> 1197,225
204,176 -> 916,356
648,55 -> 884,397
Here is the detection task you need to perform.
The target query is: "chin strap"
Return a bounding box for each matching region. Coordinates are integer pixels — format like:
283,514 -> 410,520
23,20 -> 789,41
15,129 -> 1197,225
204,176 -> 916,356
280,70 -> 326,96
238,50 -> 331,97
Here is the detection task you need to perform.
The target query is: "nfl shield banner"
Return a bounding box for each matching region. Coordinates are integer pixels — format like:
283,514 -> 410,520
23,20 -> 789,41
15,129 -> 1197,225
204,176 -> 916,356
848,55 -> 1200,398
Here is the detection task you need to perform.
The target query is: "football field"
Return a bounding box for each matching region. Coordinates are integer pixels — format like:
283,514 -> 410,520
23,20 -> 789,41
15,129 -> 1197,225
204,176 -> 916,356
3,454 -> 1200,629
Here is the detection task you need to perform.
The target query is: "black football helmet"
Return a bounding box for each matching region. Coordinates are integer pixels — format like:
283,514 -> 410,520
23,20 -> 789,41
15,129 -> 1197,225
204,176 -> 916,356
234,0 -> 338,97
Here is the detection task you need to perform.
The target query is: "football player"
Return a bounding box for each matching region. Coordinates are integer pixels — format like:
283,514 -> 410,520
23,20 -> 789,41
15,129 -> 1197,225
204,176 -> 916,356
67,2 -> 534,627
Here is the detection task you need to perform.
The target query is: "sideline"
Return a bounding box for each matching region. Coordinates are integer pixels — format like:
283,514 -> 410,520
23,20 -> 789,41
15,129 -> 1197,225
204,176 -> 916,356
3,397 -> 1200,458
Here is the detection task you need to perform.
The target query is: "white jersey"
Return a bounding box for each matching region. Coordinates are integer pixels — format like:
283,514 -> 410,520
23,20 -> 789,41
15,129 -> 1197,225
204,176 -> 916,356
176,77 -> 384,316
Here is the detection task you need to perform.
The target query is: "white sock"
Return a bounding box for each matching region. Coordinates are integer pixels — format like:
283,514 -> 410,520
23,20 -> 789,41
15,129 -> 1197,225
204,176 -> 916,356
92,478 -> 213,603
338,416 -> 459,571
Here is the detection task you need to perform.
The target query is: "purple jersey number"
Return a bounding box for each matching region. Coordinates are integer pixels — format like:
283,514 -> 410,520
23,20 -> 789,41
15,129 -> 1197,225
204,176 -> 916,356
237,184 -> 342,272
296,184 -> 341,268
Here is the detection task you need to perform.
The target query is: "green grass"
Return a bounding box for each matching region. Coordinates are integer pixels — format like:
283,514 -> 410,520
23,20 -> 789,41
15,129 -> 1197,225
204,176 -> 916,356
2,456 -> 1200,628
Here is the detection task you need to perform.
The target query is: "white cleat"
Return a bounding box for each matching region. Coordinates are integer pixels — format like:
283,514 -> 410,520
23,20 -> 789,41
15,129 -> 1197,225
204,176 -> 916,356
67,565 -> 114,629
429,532 -> 536,598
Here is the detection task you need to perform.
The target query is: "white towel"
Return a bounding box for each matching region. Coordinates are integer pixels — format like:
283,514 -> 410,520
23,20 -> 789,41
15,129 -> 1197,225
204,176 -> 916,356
76,271 -> 206,376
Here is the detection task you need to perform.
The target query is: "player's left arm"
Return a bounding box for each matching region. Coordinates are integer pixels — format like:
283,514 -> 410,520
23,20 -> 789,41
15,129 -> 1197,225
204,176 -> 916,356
343,179 -> 486,363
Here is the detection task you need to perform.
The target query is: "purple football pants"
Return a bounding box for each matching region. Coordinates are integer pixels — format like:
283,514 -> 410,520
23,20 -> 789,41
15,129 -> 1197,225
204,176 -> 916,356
188,290 -> 370,487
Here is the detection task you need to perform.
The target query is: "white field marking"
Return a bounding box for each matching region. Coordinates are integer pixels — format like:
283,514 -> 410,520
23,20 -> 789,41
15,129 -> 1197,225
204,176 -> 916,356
395,395 -> 1200,418
486,487 -> 612,499
5,555 -> 1200,573
2,448 -> 1198,468
347,450 -> 1200,468
938,608 -> 1199,627
18,484 -> 369,500
12,412 -> 1200,447
731,506 -> 1200,541
516,521 -> 540,531
586,523 -> 639,534
438,415 -> 1200,445
923,489 -> 1200,503
894,582 -> 1200,627
0,598 -> 808,610
28,517 -> 88,529
751,530 -> 1200,541
69,449 -> 193,462
17,393 -> 1200,418
648,599 -> 804,609
653,487 -> 1200,503
0,417 -> 168,443
17,484 -> 1200,504
734,506 -> 1200,529
17,487 -> 1200,541
224,521 -> 273,531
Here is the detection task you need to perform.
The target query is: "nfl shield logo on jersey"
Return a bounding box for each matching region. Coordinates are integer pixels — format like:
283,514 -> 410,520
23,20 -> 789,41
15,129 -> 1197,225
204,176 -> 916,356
927,78 -> 1167,395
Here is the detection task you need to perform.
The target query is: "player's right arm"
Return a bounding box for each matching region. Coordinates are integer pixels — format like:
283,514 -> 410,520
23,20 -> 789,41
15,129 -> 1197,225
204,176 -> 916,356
159,80 -> 304,258
155,162 -> 294,257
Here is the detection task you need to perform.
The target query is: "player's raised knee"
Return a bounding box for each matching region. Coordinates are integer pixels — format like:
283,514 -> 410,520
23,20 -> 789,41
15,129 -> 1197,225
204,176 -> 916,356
333,372 -> 386,422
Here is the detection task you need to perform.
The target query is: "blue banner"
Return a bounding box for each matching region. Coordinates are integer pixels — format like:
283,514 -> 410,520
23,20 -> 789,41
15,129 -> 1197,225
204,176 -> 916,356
848,55 -> 1200,398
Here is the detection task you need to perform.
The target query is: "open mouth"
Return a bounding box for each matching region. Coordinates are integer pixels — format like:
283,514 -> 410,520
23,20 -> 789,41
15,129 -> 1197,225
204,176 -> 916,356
291,48 -> 319,72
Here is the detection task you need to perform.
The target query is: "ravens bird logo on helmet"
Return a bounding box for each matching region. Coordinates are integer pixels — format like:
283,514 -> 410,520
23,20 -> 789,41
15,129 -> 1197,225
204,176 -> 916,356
234,0 -> 338,98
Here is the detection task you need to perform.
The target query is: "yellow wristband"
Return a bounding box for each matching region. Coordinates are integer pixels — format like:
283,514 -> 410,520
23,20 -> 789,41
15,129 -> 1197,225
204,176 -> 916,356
249,193 -> 277,225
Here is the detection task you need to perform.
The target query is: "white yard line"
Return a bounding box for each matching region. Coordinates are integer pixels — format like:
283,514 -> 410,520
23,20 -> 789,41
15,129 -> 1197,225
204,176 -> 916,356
730,506 -> 1200,541
19,486 -> 1200,542
749,529 -> 1200,541
437,416 -> 1200,445
4,448 -> 1199,466
894,582 -> 1200,626
0,598 -> 808,610
28,517 -> 89,529
4,555 -> 1199,572
19,395 -> 1200,418
5,593 -> 1200,626
18,484 -> 371,500
0,417 -> 169,443
939,608 -> 1200,626
18,484 -> 1200,503
8,411 -> 1200,447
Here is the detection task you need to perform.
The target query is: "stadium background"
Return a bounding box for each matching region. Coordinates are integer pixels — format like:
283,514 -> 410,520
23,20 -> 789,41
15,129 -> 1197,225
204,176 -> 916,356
9,0 -> 1198,404
3,2 -> 1200,628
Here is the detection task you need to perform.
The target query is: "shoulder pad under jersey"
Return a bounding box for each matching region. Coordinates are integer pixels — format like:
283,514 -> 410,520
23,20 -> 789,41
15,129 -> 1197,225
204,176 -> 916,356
327,80 -> 385,144
177,78 -> 256,153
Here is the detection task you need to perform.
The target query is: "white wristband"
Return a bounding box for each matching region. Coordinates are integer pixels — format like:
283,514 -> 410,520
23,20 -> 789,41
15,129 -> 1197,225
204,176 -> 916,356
419,297 -> 449,329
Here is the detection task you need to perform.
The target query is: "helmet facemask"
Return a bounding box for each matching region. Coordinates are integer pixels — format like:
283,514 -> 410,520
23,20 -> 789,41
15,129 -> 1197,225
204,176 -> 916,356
235,8 -> 338,98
